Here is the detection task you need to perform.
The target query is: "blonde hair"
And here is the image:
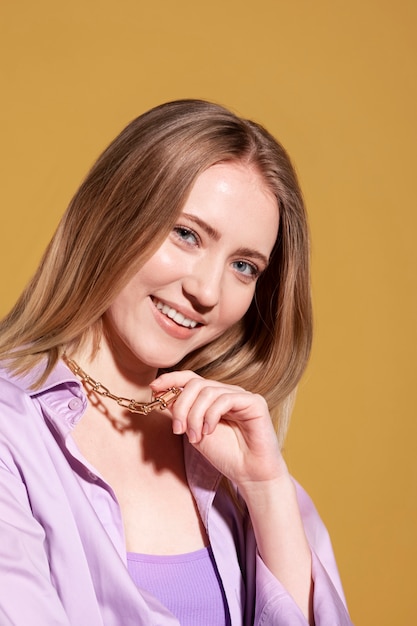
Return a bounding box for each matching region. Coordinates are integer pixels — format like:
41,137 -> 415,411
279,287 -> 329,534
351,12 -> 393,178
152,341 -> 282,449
0,99 -> 312,444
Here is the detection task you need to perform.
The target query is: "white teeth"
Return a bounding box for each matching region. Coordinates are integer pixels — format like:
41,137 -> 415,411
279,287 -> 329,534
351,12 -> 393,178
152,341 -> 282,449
173,312 -> 185,324
154,300 -> 198,329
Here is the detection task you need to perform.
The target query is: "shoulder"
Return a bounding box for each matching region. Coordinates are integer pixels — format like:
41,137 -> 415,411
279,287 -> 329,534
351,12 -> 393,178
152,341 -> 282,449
0,359 -> 84,412
0,371 -> 45,476
0,361 -> 85,455
0,370 -> 36,417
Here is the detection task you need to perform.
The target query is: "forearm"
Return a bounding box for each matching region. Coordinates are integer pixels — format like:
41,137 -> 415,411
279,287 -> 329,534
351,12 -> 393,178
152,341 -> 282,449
239,471 -> 314,624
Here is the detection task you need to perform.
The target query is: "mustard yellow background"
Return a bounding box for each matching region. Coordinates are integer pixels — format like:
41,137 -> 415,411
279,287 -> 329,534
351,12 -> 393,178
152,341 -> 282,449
1,1 -> 416,623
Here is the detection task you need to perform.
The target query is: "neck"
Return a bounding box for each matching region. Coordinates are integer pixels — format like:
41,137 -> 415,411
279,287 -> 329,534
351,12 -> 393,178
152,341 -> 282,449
67,336 -> 158,405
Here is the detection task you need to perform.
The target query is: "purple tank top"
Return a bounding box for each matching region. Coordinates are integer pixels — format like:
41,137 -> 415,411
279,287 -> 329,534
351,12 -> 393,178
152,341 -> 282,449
127,546 -> 230,625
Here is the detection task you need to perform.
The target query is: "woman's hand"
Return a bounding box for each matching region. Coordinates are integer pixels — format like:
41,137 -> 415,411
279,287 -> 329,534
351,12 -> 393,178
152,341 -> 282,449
150,370 -> 287,489
151,370 -> 314,623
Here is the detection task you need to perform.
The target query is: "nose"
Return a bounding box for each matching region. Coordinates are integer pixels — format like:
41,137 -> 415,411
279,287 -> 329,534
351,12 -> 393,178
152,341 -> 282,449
182,256 -> 223,311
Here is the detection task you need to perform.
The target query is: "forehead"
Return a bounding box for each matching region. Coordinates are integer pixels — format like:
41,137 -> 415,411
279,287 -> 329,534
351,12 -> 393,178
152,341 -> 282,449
184,162 -> 279,251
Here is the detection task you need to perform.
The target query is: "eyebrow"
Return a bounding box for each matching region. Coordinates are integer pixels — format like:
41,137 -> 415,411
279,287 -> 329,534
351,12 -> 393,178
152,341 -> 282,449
182,212 -> 270,268
182,213 -> 221,241
234,247 -> 270,268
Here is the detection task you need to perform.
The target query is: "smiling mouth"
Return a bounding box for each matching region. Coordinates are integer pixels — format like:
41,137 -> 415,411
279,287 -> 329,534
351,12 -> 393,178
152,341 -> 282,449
152,298 -> 200,329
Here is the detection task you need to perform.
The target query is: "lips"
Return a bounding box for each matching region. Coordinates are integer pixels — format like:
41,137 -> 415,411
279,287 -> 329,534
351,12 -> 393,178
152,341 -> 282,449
152,298 -> 200,329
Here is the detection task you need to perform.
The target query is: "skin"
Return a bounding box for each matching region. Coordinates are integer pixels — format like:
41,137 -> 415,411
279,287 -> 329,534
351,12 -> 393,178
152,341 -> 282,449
71,161 -> 313,623
103,161 -> 278,376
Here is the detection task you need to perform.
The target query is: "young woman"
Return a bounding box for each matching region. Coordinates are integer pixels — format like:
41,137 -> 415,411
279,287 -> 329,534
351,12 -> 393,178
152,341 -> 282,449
0,100 -> 352,625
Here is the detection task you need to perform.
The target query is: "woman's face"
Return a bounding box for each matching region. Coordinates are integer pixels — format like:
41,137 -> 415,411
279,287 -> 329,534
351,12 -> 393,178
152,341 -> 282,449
104,161 -> 279,372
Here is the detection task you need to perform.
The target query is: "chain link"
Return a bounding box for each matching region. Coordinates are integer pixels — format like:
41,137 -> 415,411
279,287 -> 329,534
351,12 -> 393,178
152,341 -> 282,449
63,355 -> 181,415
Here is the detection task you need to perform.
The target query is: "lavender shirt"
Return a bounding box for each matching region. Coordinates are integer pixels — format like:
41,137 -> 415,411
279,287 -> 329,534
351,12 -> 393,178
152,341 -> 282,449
0,361 -> 353,625
127,547 -> 230,624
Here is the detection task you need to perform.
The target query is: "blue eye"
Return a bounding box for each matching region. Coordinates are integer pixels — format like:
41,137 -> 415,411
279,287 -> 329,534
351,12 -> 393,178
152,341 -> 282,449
173,226 -> 199,245
232,260 -> 259,278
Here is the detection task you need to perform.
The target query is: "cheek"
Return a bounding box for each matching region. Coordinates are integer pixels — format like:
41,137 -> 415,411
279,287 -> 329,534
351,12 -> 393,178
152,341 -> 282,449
139,247 -> 189,285
220,288 -> 255,328
104,292 -> 132,333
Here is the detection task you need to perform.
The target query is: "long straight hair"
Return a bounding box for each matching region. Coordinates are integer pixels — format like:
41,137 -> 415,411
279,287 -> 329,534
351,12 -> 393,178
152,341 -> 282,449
0,99 -> 312,444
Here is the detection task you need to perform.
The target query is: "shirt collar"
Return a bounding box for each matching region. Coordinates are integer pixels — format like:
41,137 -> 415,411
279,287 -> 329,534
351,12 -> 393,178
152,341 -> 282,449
4,357 -> 81,396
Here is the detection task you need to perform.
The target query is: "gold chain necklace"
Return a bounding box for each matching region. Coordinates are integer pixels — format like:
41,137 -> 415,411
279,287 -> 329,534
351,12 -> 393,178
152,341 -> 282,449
63,355 -> 182,415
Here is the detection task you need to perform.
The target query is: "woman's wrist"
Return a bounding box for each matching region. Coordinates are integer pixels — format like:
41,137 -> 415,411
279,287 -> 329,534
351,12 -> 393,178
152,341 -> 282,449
235,455 -> 291,502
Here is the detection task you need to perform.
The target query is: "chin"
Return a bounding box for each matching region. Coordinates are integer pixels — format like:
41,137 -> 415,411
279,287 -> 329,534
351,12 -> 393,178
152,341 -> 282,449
137,350 -> 189,371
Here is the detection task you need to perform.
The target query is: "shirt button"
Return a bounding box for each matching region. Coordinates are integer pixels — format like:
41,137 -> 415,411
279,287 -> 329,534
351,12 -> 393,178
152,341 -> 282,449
88,471 -> 98,481
68,398 -> 82,410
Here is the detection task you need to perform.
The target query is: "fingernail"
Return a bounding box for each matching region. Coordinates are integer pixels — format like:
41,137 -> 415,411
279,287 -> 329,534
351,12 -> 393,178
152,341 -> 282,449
187,428 -> 198,444
202,422 -> 209,435
173,419 -> 183,435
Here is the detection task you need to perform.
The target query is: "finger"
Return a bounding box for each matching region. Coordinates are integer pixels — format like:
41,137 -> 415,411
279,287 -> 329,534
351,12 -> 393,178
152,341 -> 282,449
183,387 -> 228,443
168,377 -> 216,439
184,388 -> 258,443
150,370 -> 200,393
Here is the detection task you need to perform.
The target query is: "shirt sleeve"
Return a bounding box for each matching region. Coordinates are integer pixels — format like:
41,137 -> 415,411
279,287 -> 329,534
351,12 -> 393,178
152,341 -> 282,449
0,459 -> 72,626
253,480 -> 354,625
